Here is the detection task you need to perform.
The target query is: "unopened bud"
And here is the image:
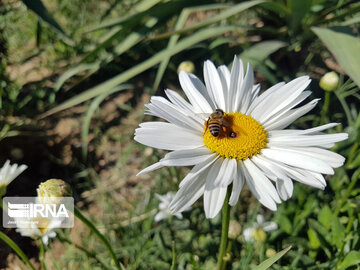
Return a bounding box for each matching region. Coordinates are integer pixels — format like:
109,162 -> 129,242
37,179 -> 72,204
177,61 -> 195,74
319,71 -> 339,91
228,220 -> 241,239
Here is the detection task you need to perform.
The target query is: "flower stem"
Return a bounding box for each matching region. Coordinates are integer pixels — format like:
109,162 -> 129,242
40,240 -> 47,270
73,207 -> 122,270
321,91 -> 331,125
217,186 -> 231,270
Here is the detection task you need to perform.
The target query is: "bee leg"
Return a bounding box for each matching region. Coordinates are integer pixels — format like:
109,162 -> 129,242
230,132 -> 237,138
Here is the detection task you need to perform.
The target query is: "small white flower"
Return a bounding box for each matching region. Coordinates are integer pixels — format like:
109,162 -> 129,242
243,214 -> 278,243
154,192 -> 190,222
15,216 -> 61,245
135,56 -> 348,219
0,160 -> 27,187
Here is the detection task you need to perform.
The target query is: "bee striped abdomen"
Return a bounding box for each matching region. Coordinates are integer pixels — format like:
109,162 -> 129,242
208,120 -> 221,137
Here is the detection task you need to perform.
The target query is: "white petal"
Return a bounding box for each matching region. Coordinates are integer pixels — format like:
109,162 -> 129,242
229,56 -> 243,112
169,171 -> 206,213
135,122 -> 203,150
256,214 -> 265,224
252,156 -> 293,200
187,73 -> 216,109
239,63 -> 254,113
155,212 -> 169,222
137,162 -> 164,176
257,76 -> 311,123
204,158 -> 223,189
204,186 -> 227,218
261,148 -> 334,174
276,178 -> 293,200
264,99 -> 320,130
204,60 -> 226,109
261,91 -> 311,126
248,82 -> 286,115
243,228 -> 255,242
206,158 -> 237,189
259,156 -> 326,189
179,71 -> 213,113
270,146 -> 345,168
243,159 -> 280,211
217,65 -> 231,111
268,133 -> 348,148
146,96 -> 203,131
250,84 -> 261,104
161,147 -> 214,166
165,89 -> 195,112
268,123 -> 339,136
229,161 -> 244,206
262,221 -> 278,232
179,154 -> 218,188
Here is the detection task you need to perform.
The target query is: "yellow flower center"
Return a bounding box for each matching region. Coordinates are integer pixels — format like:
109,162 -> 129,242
203,112 -> 267,160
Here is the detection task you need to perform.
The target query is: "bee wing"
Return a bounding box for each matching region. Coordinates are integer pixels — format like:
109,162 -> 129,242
194,112 -> 212,121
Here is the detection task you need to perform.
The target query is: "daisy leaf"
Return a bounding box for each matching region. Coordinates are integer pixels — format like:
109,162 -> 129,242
252,246 -> 292,270
312,26 -> 360,88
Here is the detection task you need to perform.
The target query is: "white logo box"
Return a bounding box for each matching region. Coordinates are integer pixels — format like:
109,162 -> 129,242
2,197 -> 74,228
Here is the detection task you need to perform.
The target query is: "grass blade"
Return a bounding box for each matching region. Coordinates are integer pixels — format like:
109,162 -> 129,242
253,246 -> 292,270
40,25 -> 238,118
0,231 -> 36,270
81,84 -> 132,160
21,0 -> 73,45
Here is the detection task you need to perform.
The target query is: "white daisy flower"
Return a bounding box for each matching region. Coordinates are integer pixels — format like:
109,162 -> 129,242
243,214 -> 278,243
0,160 -> 28,188
15,216 -> 61,245
135,56 -> 348,219
154,192 -> 190,222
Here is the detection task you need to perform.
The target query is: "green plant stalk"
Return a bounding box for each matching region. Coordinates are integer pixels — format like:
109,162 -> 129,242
40,240 -> 47,270
0,231 -> 36,270
321,91 -> 331,125
217,186 -> 231,270
73,207 -> 122,270
170,240 -> 176,270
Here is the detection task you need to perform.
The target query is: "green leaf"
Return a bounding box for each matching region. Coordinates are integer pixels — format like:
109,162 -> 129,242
252,246 -> 292,270
312,26 -> 360,88
318,205 -> 333,230
240,40 -> 286,63
54,63 -> 101,92
21,0 -> 73,45
278,215 -> 292,235
331,216 -> 346,249
337,251 -> 360,270
0,232 -> 36,270
307,228 -> 321,249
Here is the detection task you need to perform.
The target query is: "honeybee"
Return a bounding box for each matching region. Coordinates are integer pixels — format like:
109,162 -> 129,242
205,109 -> 237,138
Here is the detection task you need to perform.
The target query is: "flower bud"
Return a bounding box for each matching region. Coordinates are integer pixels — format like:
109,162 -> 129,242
319,71 -> 339,91
228,220 -> 241,239
177,61 -> 195,74
37,179 -> 72,204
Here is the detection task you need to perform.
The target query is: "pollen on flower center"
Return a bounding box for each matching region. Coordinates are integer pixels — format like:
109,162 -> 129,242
203,112 -> 267,160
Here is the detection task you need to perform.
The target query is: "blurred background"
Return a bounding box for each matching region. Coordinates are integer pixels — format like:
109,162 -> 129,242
0,0 -> 359,269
